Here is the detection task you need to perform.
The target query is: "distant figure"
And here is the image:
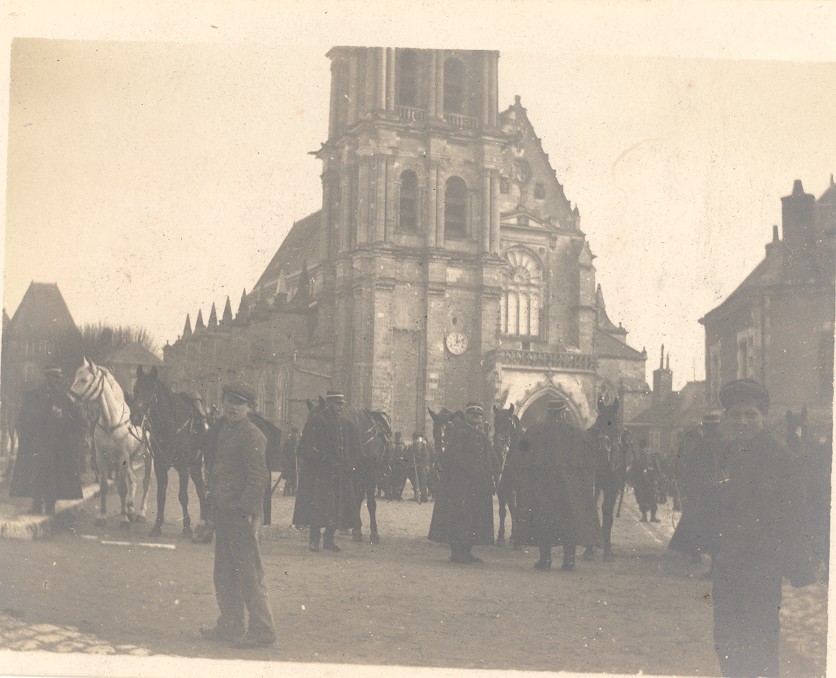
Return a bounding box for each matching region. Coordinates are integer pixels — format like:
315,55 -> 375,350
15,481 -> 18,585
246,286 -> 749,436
200,382 -> 276,647
710,379 -> 816,677
631,442 -> 660,523
670,412 -> 723,567
405,431 -> 430,503
11,366 -> 83,515
282,426 -> 300,496
518,397 -> 602,571
428,403 -> 497,564
390,432 -> 408,500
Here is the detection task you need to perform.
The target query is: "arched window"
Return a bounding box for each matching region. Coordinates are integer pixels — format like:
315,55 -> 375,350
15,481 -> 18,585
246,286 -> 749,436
444,176 -> 468,238
501,249 -> 543,338
397,49 -> 420,108
443,58 -> 466,115
399,170 -> 419,231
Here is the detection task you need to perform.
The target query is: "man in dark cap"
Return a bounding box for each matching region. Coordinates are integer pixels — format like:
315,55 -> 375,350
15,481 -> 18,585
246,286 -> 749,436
405,431 -> 430,503
518,397 -> 602,571
294,390 -> 362,552
429,402 -> 497,563
709,378 -> 815,677
201,381 -> 276,647
11,366 -> 83,515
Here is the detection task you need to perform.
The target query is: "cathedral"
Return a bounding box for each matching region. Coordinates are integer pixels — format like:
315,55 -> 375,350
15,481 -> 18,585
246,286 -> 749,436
163,47 -> 648,435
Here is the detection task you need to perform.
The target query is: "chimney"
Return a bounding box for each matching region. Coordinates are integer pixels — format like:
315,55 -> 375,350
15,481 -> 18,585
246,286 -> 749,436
652,345 -> 673,408
781,179 -> 815,268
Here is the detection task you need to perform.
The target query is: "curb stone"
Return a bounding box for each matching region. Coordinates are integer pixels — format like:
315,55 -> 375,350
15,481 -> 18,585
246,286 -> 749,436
0,483 -> 101,540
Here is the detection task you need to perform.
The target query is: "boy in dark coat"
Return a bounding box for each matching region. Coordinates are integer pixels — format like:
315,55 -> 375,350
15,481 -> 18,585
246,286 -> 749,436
710,379 -> 816,677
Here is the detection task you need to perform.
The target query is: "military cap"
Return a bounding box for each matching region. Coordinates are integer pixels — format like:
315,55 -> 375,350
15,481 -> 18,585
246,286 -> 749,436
222,381 -> 256,404
465,402 -> 484,415
719,379 -> 770,414
326,389 -> 345,403
547,398 -> 568,413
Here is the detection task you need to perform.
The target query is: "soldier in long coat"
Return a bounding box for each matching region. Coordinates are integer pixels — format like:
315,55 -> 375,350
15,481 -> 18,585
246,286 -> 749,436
11,366 -> 83,514
292,390 -> 361,552
428,403 -> 497,563
669,412 -> 722,564
710,379 -> 816,677
518,397 -> 602,571
631,443 -> 661,523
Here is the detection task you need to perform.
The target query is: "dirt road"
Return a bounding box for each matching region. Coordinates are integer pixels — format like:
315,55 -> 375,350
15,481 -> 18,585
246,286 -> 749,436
0,475 -> 827,676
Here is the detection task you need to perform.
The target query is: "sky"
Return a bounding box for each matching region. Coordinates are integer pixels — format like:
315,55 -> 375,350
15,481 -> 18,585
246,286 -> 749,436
2,1 -> 836,390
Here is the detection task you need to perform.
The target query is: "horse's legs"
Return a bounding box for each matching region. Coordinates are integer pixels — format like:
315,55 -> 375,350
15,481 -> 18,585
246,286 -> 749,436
95,449 -> 108,527
497,493 -> 507,546
177,466 -> 192,539
117,459 -> 133,529
601,486 -> 616,561
188,456 -> 208,523
151,466 -> 168,537
366,467 -> 379,544
352,470 -> 364,542
135,451 -> 152,522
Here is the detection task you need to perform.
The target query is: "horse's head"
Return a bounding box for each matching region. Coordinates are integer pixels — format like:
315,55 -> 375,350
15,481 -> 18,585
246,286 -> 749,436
428,407 -> 462,454
132,365 -> 162,421
68,357 -> 105,403
786,406 -> 807,443
492,403 -> 521,444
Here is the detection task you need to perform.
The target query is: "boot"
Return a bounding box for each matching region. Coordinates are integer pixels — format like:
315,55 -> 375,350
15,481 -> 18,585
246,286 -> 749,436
640,511 -> 648,523
465,546 -> 483,564
534,546 -> 552,570
651,508 -> 660,523
561,544 -> 576,571
323,528 -> 340,552
309,526 -> 321,552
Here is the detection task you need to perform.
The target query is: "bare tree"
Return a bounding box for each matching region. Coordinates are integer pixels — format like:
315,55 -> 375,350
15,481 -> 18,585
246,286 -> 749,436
79,323 -> 159,363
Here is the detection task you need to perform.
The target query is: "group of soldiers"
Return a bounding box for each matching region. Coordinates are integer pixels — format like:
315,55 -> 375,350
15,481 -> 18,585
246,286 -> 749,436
379,431 -> 434,503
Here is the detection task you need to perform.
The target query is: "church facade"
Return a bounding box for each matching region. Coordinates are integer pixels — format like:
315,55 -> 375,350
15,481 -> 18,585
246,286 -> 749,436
164,47 -> 648,435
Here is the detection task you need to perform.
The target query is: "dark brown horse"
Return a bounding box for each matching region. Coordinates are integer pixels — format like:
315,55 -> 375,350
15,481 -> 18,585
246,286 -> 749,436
586,397 -> 628,561
132,366 -> 209,538
492,404 -> 525,547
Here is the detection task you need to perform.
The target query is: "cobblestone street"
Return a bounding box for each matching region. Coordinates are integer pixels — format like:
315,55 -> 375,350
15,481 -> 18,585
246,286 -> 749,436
0,477 -> 827,676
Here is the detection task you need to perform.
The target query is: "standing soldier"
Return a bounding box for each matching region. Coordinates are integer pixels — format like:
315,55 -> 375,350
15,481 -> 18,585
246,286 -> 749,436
390,432 -> 408,500
518,397 -> 602,571
11,366 -> 83,515
293,391 -> 361,552
428,403 -> 497,564
710,379 -> 815,677
201,382 -> 276,647
631,441 -> 661,523
281,426 -> 300,496
406,431 -> 430,503
670,412 -> 723,567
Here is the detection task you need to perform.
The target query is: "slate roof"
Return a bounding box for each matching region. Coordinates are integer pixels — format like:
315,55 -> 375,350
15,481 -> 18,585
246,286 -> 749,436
252,211 -> 322,298
6,282 -> 79,339
594,329 -> 645,361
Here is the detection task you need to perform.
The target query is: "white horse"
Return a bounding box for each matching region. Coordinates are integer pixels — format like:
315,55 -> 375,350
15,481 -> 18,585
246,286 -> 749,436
69,358 -> 152,528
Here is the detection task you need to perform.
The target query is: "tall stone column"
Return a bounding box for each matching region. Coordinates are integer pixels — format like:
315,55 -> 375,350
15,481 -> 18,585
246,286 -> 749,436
425,162 -> 437,248
377,48 -> 386,110
428,52 -> 438,117
348,53 -> 359,125
481,54 -> 490,126
481,169 -> 491,253
488,53 -> 498,128
375,156 -> 387,243
386,48 -> 396,111
490,169 -> 500,254
435,168 -> 445,248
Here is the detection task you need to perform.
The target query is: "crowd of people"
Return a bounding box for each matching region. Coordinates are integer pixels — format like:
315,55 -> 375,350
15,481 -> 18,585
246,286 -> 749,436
6,368 -> 827,675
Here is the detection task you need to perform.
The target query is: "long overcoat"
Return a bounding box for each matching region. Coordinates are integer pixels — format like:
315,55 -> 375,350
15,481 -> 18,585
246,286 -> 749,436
518,419 -> 602,548
10,385 -> 83,502
710,430 -> 816,677
428,419 -> 497,547
292,406 -> 361,531
669,425 -> 722,555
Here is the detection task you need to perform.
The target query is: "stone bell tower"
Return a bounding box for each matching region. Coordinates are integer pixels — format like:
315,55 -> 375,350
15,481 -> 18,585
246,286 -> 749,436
314,47 -> 506,435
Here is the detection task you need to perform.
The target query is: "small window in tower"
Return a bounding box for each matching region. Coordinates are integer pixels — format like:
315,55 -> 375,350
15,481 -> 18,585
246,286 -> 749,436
399,170 -> 419,232
397,49 -> 420,109
500,177 -> 510,194
445,176 -> 468,238
534,182 -> 545,199
443,58 -> 467,115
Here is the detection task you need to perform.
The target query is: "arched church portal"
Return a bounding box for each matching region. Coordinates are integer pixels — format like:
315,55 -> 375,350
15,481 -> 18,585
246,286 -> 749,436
517,388 -> 584,430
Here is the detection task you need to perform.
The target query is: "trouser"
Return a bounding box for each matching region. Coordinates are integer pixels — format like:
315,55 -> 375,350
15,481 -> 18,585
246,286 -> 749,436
213,507 -> 276,640
309,525 -> 336,546
712,558 -> 781,677
405,464 -> 428,501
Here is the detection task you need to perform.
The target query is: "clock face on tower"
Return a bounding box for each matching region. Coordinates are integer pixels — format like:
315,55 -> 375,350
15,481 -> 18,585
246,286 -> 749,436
445,331 -> 468,356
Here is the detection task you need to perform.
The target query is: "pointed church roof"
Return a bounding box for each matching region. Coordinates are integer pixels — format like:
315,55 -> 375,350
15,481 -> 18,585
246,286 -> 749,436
194,309 -> 205,331
236,289 -> 249,322
251,211 -> 322,299
207,303 -> 218,329
595,284 -> 626,335
221,297 -> 233,324
182,314 -> 192,338
6,282 -> 80,340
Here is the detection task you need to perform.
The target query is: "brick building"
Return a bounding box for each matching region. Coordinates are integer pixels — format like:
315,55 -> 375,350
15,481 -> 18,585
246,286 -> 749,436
164,47 -> 648,434
700,177 -> 835,435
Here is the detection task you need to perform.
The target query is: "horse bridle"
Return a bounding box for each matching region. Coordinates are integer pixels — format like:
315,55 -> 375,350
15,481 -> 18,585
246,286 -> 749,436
70,365 -> 133,436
